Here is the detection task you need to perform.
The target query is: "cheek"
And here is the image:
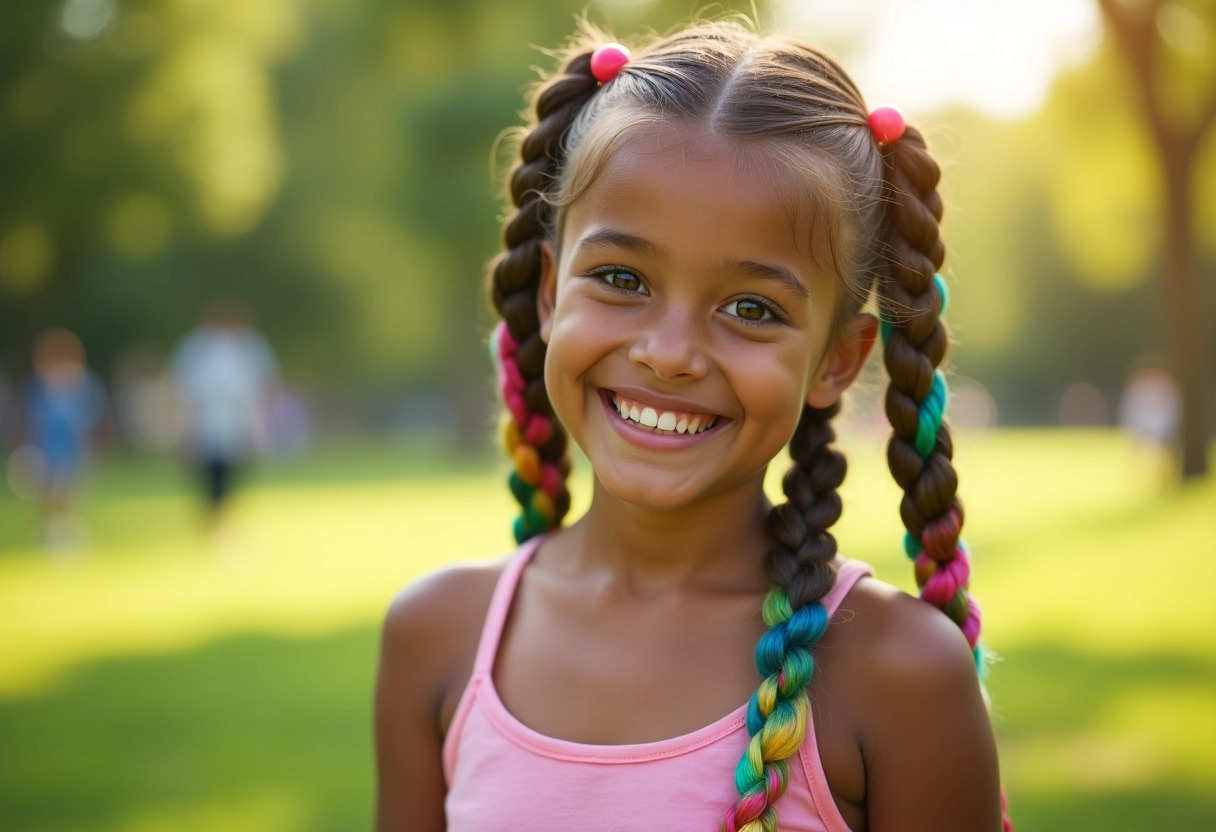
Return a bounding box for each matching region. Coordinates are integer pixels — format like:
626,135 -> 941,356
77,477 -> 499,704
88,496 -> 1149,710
541,307 -> 598,422
546,293 -> 613,371
734,339 -> 817,405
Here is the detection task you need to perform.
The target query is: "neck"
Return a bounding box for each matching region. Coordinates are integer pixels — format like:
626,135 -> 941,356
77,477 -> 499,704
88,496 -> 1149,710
560,472 -> 774,594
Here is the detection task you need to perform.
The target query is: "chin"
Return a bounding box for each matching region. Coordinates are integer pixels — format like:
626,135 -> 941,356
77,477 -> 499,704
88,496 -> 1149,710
594,466 -> 702,513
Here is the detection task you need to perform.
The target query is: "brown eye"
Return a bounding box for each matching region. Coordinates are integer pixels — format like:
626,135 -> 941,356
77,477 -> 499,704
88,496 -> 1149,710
724,299 -> 772,322
601,270 -> 643,293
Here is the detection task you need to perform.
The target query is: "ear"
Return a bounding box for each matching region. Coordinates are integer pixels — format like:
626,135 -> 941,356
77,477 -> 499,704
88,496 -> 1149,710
537,240 -> 558,344
806,313 -> 879,409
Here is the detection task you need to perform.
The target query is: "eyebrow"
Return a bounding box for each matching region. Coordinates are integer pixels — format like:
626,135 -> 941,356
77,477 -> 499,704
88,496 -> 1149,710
574,229 -> 668,261
573,228 -> 811,301
730,259 -> 810,301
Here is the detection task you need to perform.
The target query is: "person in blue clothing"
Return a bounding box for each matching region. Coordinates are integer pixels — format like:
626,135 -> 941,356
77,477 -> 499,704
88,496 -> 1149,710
21,328 -> 108,550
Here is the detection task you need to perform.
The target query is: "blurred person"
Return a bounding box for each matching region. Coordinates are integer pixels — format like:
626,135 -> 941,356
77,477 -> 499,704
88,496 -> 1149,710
375,21 -> 1008,832
1118,363 -> 1181,447
171,298 -> 279,528
16,328 -> 109,552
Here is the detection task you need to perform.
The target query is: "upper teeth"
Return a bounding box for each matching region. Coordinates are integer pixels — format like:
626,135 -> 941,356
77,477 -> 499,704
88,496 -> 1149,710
613,394 -> 717,434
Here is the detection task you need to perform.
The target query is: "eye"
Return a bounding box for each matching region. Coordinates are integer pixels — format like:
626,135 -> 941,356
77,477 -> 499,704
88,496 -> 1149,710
595,268 -> 647,294
722,298 -> 777,323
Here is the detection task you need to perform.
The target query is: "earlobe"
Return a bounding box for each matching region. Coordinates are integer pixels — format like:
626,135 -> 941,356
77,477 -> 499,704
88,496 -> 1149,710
537,240 -> 557,344
806,313 -> 879,409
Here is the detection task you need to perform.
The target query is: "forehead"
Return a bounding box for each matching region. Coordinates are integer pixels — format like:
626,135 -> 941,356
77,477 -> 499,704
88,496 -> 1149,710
559,123 -> 835,284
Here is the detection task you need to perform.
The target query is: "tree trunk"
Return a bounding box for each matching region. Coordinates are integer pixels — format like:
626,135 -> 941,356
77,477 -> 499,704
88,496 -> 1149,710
1098,0 -> 1214,479
1161,152 -> 1211,477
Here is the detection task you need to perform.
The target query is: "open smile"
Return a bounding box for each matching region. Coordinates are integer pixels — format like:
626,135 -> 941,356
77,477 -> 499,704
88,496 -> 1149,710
599,389 -> 726,441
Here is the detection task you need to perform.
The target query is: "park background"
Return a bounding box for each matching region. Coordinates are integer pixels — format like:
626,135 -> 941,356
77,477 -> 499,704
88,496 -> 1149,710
1,0 -> 1214,830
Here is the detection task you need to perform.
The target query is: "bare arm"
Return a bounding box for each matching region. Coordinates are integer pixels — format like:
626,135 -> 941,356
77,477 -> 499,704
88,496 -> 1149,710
856,591 -> 1002,831
374,563 -> 502,832
374,589 -> 447,831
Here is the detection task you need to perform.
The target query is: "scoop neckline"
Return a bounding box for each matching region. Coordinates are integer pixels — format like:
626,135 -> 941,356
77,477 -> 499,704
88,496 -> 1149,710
466,536 -> 869,763
475,667 -> 750,762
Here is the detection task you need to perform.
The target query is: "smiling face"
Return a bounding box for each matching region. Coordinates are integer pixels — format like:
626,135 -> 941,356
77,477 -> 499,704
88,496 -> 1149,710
537,124 -> 873,512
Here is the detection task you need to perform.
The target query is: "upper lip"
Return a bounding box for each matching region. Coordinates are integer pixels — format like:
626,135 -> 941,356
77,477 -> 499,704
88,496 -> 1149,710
604,385 -> 725,419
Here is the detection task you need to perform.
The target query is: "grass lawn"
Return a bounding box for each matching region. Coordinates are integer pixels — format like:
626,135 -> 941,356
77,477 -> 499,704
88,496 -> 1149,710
1,429 -> 1213,831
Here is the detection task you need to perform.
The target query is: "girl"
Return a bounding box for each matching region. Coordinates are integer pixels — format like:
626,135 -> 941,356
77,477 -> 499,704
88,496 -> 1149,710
375,19 -> 1005,832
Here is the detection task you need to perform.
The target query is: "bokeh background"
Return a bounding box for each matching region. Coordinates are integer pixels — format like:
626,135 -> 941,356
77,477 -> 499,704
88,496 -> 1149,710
2,0 -> 1214,830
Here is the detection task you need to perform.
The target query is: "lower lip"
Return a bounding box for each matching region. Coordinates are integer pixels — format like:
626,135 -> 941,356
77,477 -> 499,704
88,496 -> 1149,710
598,389 -> 726,451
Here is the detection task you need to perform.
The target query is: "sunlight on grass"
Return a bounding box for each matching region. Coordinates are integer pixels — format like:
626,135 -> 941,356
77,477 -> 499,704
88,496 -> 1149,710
0,478 -> 518,695
1001,733 -> 1169,792
2,429 -> 1213,693
119,790 -> 306,832
1104,685 -> 1216,787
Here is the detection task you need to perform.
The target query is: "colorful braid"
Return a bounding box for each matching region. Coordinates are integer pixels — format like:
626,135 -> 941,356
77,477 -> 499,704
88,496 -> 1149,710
725,403 -> 846,832
487,48 -> 600,545
493,321 -> 563,543
878,127 -> 1011,830
726,587 -> 829,832
881,276 -> 984,669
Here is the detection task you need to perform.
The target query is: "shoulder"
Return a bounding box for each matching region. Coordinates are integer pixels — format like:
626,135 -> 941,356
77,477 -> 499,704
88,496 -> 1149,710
380,556 -> 507,689
827,574 -> 1002,829
378,555 -> 512,725
383,557 -> 506,633
833,575 -> 978,686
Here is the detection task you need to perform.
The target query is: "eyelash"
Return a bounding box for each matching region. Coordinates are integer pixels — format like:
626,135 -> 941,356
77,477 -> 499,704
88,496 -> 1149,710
723,295 -> 785,326
587,267 -> 786,326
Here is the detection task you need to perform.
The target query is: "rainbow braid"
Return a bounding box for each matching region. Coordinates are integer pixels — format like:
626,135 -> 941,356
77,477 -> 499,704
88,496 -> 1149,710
892,293 -> 1015,832
724,589 -> 828,832
493,321 -> 563,543
881,274 -> 986,676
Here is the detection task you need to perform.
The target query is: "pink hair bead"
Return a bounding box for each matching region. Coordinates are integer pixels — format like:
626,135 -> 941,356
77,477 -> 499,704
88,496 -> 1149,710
590,42 -> 630,83
917,550 -> 971,607
505,391 -> 528,427
494,321 -> 518,357
523,414 -> 553,445
539,462 -> 563,497
867,105 -> 906,145
500,359 -> 526,394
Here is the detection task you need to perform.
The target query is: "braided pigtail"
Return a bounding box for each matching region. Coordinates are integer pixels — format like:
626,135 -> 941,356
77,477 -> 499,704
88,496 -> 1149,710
879,126 -> 1013,831
490,52 -> 601,543
876,124 -> 983,670
725,403 -> 845,832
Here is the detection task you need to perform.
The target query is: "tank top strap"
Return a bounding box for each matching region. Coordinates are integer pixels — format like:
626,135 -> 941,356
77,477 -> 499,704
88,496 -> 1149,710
470,535 -> 545,676
820,559 -> 874,617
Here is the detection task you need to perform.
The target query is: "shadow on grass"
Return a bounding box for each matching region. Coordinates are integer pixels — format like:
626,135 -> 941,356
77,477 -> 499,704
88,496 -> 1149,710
0,627 -> 379,832
1,632 -> 1214,831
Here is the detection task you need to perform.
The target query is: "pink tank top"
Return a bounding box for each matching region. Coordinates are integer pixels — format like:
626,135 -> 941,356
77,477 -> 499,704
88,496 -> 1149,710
443,537 -> 872,831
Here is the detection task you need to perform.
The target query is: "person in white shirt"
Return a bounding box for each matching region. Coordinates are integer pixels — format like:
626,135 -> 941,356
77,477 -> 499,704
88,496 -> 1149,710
171,298 -> 278,525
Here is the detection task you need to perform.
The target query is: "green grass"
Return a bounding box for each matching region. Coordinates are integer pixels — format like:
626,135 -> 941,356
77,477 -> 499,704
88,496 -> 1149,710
1,429 -> 1214,831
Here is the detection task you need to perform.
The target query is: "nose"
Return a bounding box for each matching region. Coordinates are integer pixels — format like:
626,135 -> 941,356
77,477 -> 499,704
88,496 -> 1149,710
627,306 -> 709,381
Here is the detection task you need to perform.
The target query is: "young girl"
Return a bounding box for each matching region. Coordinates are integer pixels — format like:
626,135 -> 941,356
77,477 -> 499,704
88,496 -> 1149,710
375,20 -> 1006,832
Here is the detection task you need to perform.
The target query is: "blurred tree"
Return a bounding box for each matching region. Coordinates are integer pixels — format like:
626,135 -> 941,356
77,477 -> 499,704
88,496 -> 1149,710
0,0 -> 302,375
1096,0 -> 1216,478
1,0 -> 770,450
